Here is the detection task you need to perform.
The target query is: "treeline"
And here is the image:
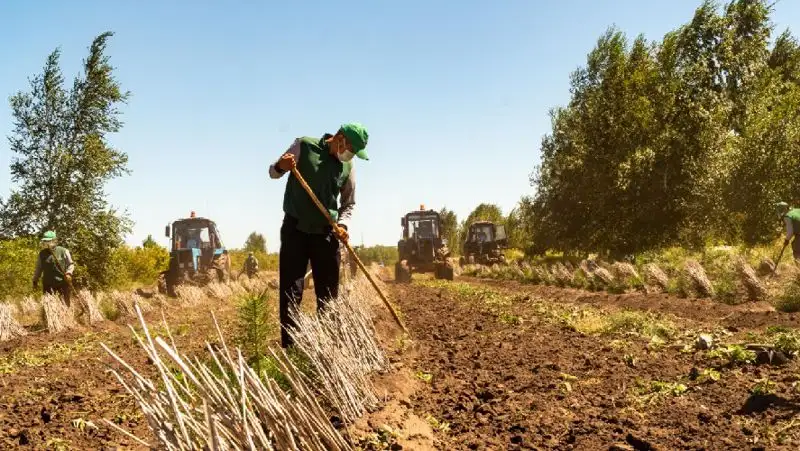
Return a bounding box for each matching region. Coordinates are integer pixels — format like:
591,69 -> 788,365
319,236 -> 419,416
0,236 -> 169,299
354,245 -> 398,266
526,0 -> 800,258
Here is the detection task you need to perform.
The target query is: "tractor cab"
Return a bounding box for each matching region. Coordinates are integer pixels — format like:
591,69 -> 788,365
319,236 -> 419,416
395,205 -> 453,282
158,211 -> 231,296
405,213 -> 440,242
467,222 -> 495,243
461,221 -> 508,266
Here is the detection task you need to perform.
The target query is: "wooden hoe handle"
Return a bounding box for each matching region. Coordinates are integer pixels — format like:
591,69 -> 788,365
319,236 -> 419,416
289,166 -> 409,335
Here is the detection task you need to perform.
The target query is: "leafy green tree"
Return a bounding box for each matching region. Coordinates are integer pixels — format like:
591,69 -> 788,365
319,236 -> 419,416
529,0 -> 798,256
354,245 -> 398,266
0,238 -> 39,299
464,203 -> 504,227
438,207 -> 459,252
142,234 -> 159,249
0,31 -> 131,289
505,196 -> 536,251
244,232 -> 267,253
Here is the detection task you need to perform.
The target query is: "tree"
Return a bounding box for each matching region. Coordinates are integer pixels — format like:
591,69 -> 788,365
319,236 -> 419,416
142,234 -> 159,249
505,196 -> 536,251
464,203 -> 504,227
1,31 -> 132,288
244,232 -> 267,253
438,207 -> 459,252
530,0 -> 797,255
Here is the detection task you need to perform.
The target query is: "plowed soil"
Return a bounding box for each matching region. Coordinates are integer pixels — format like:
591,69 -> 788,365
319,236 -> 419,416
392,277 -> 800,450
0,300 -> 245,450
2,271 -> 800,450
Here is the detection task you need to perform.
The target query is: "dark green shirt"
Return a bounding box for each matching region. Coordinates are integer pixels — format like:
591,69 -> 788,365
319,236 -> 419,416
270,135 -> 354,234
33,246 -> 74,286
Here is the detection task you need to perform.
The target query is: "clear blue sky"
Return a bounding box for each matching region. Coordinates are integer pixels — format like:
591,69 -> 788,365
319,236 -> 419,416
1,1 -> 799,251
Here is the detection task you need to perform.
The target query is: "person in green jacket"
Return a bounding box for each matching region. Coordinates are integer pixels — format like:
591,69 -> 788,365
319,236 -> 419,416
776,201 -> 800,263
32,230 -> 75,307
243,251 -> 259,278
269,122 -> 369,348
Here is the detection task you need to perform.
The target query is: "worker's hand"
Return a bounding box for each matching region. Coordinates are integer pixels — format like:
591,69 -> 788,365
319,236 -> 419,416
65,274 -> 72,284
277,153 -> 296,172
333,224 -> 349,243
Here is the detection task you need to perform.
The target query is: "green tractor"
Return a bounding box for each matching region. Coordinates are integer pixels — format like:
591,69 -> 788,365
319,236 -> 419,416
157,211 -> 231,297
459,221 -> 508,266
395,205 -> 454,283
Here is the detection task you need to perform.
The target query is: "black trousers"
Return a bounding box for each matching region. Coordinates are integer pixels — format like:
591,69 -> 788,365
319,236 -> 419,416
43,282 -> 71,307
792,235 -> 800,261
279,215 -> 340,348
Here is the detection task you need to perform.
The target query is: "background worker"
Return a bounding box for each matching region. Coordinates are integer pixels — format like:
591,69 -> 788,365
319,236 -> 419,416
244,251 -> 259,278
32,230 -> 75,307
777,201 -> 800,263
269,122 -> 369,348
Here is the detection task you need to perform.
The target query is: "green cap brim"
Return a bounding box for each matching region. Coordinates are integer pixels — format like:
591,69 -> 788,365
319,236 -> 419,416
355,149 -> 369,160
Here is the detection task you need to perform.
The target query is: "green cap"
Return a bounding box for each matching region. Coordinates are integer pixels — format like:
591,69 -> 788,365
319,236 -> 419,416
339,122 -> 369,160
42,230 -> 56,241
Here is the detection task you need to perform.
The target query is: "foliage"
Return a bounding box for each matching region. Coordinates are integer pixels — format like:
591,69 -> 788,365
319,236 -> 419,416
0,31 -> 131,290
106,243 -> 170,289
464,203 -> 504,228
777,276 -> 800,312
438,207 -> 459,251
505,196 -> 535,251
528,0 -> 800,256
233,289 -> 275,374
228,249 -> 278,275
142,234 -> 158,249
243,231 -> 267,253
354,245 -> 398,266
0,238 -> 39,300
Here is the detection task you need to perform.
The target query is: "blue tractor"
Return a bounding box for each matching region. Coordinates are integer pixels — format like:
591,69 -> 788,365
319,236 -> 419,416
157,211 -> 231,297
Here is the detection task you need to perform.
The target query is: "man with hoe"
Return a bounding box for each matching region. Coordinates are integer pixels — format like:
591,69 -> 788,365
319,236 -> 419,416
32,230 -> 75,307
269,122 -> 369,348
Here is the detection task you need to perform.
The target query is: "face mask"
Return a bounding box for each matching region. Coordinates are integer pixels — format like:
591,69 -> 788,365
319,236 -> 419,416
337,149 -> 355,162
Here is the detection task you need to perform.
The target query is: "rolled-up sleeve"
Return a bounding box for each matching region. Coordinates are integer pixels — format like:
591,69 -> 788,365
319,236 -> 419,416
338,166 -> 355,229
63,249 -> 75,275
269,139 -> 301,179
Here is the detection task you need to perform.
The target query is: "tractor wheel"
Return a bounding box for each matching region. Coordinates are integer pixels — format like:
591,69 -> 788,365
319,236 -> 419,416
434,262 -> 454,281
166,279 -> 177,298
395,261 -> 412,283
441,263 -> 454,281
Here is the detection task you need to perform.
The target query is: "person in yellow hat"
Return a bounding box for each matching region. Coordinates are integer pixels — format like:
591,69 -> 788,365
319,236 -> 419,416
32,230 -> 75,307
269,122 -> 369,348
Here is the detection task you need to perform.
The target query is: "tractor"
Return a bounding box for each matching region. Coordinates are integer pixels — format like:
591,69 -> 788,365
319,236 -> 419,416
157,211 -> 232,297
395,205 -> 454,283
459,221 -> 508,266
